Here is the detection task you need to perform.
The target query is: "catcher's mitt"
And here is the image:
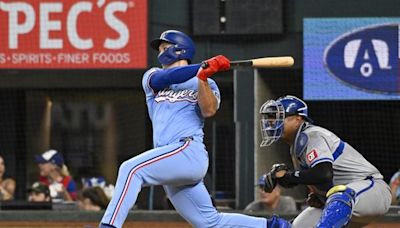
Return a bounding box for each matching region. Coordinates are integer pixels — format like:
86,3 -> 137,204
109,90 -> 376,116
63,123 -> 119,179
263,163 -> 289,193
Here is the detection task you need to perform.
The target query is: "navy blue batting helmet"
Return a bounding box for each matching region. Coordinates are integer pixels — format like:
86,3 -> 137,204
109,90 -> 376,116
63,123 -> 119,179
150,30 -> 195,65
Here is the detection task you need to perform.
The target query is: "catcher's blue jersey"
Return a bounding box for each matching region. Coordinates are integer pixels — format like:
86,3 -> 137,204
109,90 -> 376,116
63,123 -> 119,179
142,67 -> 221,147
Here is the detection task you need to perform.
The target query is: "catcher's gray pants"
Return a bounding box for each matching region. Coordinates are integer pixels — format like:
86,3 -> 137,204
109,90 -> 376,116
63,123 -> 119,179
292,179 -> 391,228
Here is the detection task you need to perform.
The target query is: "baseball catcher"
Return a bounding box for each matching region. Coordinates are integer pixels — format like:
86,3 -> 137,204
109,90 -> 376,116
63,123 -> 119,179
259,95 -> 391,228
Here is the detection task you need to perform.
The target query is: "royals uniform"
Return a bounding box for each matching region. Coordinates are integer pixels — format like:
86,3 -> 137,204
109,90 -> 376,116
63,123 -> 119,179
291,122 -> 391,227
101,67 -> 267,228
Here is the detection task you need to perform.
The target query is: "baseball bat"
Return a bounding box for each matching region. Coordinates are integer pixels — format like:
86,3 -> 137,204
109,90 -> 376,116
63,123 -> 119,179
230,56 -> 294,68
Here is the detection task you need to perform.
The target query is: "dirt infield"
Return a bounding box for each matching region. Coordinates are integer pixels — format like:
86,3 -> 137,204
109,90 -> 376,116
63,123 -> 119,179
0,209 -> 398,227
364,224 -> 400,228
0,221 -> 398,228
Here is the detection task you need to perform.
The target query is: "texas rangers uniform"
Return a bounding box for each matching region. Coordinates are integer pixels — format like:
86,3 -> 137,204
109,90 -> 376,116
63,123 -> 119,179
100,67 -> 267,227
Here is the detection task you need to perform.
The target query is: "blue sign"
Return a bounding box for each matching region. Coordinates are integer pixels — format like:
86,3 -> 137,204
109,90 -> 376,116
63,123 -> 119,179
304,18 -> 400,100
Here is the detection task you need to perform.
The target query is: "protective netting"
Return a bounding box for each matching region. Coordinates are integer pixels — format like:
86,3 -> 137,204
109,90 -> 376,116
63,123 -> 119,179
259,68 -> 400,184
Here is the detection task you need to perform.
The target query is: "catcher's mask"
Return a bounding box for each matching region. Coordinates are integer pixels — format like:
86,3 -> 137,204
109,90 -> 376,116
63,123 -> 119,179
259,99 -> 285,147
260,95 -> 313,147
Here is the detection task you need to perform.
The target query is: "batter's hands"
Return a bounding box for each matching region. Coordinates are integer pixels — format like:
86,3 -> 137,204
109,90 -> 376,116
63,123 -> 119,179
197,55 -> 230,81
306,192 -> 326,208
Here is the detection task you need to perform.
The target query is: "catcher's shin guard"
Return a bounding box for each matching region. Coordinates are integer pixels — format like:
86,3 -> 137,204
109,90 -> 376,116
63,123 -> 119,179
316,185 -> 356,228
267,215 -> 291,228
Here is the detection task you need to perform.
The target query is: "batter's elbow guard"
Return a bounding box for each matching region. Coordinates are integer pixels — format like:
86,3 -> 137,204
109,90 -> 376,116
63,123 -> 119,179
316,185 -> 356,228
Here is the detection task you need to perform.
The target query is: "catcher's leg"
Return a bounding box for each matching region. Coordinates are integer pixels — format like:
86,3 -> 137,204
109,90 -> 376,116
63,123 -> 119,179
316,185 -> 356,228
346,178 -> 391,226
292,207 -> 322,228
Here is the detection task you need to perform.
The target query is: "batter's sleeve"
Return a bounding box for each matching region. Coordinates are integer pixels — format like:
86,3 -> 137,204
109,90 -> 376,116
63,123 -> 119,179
142,68 -> 161,99
142,68 -> 161,118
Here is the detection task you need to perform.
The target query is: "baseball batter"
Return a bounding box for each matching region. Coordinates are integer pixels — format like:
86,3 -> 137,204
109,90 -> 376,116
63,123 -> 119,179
259,95 -> 391,228
99,30 -> 290,228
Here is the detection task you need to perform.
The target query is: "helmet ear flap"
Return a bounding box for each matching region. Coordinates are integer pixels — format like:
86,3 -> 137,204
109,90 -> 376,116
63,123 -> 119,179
157,45 -> 181,66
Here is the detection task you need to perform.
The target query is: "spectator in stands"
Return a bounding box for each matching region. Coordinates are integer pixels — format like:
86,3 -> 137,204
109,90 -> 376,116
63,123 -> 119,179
81,176 -> 114,201
390,170 -> 400,205
244,174 -> 297,214
77,186 -> 109,211
35,149 -> 77,202
27,182 -> 51,202
0,155 -> 16,201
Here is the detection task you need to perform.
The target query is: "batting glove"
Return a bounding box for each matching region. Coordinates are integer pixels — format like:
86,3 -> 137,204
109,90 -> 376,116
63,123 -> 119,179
197,55 -> 230,81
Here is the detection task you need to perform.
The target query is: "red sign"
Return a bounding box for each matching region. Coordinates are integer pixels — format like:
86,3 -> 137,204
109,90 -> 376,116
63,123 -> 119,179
306,149 -> 318,163
0,0 -> 147,69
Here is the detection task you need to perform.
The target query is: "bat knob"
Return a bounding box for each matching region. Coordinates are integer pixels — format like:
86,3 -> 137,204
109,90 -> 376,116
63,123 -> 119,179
201,61 -> 209,69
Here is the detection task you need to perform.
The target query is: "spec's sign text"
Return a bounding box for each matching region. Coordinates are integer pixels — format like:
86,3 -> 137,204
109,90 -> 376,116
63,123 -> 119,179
0,0 -> 147,69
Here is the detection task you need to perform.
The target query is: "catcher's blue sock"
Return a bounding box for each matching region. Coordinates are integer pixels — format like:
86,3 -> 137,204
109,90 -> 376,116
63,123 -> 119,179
267,215 -> 292,228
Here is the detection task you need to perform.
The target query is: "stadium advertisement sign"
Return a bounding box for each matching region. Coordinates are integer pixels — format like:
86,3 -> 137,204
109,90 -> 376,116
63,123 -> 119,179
0,0 -> 147,69
304,18 -> 400,100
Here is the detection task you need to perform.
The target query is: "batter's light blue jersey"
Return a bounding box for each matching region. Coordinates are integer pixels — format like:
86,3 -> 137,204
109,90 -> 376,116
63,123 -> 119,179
142,67 -> 221,147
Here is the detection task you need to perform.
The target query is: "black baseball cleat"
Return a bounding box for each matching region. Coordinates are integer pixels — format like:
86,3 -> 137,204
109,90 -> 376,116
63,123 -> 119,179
99,223 -> 116,228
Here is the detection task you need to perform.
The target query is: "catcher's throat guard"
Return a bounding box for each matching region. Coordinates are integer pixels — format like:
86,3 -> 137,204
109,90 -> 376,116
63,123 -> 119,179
259,100 -> 285,147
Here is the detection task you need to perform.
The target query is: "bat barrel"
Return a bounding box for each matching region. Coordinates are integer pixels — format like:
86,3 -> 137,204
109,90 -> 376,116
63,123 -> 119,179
252,56 -> 294,68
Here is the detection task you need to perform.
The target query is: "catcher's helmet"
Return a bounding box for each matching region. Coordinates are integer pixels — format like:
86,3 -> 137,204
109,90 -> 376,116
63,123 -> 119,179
150,30 -> 195,65
277,95 -> 313,123
259,95 -> 312,147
